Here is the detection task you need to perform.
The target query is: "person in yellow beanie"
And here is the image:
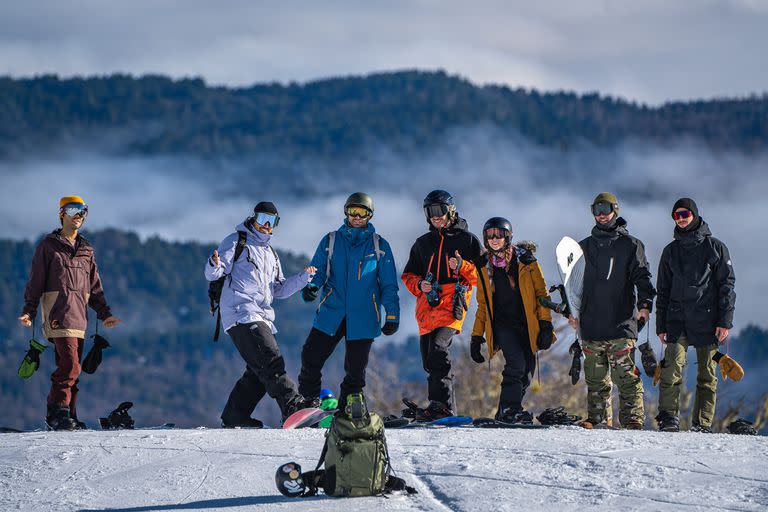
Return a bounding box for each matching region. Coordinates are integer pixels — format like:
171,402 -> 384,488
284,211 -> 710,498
18,195 -> 121,430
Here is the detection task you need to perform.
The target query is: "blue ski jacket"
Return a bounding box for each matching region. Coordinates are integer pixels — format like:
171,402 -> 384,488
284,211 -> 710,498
306,221 -> 400,340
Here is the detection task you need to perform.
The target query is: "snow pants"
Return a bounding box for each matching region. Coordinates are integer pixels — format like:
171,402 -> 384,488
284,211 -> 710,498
222,321 -> 299,423
582,337 -> 644,427
298,319 -> 373,411
495,324 -> 534,415
47,337 -> 84,419
658,334 -> 718,428
419,327 -> 456,406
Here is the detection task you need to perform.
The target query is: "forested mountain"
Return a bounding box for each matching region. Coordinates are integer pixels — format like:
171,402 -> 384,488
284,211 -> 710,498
1,71 -> 766,160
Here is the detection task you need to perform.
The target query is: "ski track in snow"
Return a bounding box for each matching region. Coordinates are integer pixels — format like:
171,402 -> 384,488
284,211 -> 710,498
0,427 -> 766,512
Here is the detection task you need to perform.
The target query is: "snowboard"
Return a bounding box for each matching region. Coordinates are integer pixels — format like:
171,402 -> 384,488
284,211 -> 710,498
472,417 -> 549,429
396,416 -> 474,429
555,236 -> 585,320
282,407 -> 332,430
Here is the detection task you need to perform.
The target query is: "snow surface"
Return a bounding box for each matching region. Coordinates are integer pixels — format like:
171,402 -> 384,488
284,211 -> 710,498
1,426 -> 766,511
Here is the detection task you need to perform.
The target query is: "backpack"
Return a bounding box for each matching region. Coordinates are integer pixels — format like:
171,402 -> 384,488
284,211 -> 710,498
324,231 -> 384,284
208,231 -> 247,342
302,412 -> 416,497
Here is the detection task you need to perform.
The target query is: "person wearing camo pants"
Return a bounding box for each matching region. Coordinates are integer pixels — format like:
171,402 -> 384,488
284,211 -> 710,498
568,193 -> 656,429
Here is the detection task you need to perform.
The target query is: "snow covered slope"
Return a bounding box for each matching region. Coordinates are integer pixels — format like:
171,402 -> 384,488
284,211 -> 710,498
1,427 -> 766,511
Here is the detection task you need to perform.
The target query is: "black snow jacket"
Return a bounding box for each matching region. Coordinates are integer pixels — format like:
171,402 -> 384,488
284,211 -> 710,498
655,218 -> 735,347
579,217 -> 656,341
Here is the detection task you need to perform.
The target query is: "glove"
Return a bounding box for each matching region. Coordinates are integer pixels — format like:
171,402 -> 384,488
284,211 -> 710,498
568,340 -> 582,385
18,339 -> 47,379
713,352 -> 744,382
381,321 -> 399,336
638,341 -> 658,377
470,336 -> 486,364
536,321 -> 554,350
301,284 -> 319,303
82,334 -> 111,374
452,283 -> 469,320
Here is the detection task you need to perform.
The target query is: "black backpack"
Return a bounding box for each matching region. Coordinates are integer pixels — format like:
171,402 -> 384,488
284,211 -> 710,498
208,231 -> 248,341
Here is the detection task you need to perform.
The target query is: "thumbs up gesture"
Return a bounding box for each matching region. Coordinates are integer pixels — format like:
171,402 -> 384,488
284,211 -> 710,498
448,250 -> 462,271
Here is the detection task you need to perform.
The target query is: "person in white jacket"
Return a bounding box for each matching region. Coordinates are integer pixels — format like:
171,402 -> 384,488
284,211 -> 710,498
205,201 -> 316,427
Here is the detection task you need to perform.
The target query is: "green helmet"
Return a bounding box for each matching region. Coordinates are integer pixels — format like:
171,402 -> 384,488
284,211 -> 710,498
345,192 -> 374,214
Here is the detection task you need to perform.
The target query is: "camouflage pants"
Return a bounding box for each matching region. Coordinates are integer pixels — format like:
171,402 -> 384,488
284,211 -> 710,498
582,338 -> 644,427
658,334 -> 718,428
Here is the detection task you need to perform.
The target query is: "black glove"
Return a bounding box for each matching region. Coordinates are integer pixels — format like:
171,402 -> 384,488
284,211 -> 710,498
381,321 -> 399,336
82,334 -> 111,374
301,284 -> 319,302
536,320 -> 554,350
470,336 -> 486,363
569,340 -> 582,385
637,341 -> 657,377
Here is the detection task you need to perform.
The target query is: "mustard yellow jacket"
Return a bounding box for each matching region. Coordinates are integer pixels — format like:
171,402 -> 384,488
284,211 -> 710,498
472,244 -> 555,357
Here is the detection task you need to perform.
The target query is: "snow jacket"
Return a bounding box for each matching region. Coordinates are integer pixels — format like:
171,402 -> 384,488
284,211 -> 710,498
655,218 -> 735,347
306,221 -> 400,340
22,230 -> 112,340
472,244 -> 556,357
402,217 -> 483,335
578,217 -> 656,341
205,222 -> 311,334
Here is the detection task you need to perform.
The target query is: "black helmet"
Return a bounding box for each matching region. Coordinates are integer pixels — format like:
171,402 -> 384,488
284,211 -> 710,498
423,190 -> 456,221
482,217 -> 513,246
345,192 -> 374,214
275,462 -> 306,497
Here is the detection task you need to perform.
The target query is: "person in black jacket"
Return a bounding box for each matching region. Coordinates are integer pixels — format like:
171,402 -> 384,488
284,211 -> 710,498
569,192 -> 656,429
655,198 -> 736,433
401,190 -> 484,420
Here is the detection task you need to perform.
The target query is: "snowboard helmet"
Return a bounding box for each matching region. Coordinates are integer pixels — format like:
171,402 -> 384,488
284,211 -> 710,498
276,462 -> 306,497
319,388 -> 335,400
423,189 -> 456,224
344,192 -> 374,216
482,217 -> 513,248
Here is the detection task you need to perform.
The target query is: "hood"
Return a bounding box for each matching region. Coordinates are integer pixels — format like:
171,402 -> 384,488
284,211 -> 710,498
674,217 -> 711,248
338,220 -> 375,246
591,216 -> 629,240
429,216 -> 469,237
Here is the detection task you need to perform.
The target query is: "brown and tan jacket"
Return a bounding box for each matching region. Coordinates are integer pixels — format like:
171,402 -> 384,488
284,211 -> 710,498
472,243 -> 555,357
22,230 -> 112,339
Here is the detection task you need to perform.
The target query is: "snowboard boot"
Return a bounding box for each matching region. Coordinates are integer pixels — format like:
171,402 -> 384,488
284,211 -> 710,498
578,418 -> 611,429
497,407 -> 533,425
655,411 -> 680,432
344,393 -> 367,420
415,401 -> 453,422
281,394 -> 310,422
221,416 -> 264,429
46,405 -> 77,431
624,419 -> 644,430
70,412 -> 87,430
690,423 -> 712,434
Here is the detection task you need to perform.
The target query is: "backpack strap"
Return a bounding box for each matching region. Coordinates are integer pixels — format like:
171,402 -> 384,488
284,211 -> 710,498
213,231 -> 248,342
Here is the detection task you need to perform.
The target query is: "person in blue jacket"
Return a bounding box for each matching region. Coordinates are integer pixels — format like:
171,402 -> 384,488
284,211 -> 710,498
298,192 -> 400,413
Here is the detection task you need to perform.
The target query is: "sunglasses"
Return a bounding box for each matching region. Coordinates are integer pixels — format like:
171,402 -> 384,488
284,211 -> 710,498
424,204 -> 450,218
672,210 -> 693,221
254,212 -> 280,228
591,202 -> 614,216
346,206 -> 371,219
61,203 -> 88,219
484,229 -> 509,240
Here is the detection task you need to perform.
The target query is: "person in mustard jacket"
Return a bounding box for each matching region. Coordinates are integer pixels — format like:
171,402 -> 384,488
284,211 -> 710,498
471,217 -> 555,424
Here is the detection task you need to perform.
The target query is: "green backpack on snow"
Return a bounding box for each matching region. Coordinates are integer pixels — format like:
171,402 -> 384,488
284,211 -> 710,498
303,411 -> 415,497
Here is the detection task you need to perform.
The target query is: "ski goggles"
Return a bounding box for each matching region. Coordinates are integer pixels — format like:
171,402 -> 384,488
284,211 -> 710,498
424,204 -> 450,218
484,228 -> 509,240
60,203 -> 89,219
672,209 -> 693,220
345,206 -> 371,219
590,201 -> 615,216
254,211 -> 280,228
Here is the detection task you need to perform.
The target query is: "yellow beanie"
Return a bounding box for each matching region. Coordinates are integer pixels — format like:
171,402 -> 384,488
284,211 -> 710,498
60,195 -> 85,208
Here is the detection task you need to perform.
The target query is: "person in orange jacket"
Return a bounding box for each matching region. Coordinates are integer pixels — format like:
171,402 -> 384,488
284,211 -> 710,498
402,190 -> 483,420
471,217 -> 556,424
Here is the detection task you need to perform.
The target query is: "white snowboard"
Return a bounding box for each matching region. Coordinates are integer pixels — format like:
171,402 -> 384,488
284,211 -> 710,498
555,236 -> 585,319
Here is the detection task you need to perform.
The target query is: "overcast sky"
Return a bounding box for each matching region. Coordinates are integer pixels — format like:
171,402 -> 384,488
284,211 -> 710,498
1,0 -> 766,104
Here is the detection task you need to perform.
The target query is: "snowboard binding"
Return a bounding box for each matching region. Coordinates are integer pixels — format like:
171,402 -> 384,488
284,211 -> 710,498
99,401 -> 135,430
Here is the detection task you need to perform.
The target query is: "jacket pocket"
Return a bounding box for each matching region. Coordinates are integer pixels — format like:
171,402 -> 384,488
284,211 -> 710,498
65,261 -> 88,292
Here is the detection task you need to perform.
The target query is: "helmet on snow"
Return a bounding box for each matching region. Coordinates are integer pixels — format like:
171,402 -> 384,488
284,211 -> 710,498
319,388 -> 335,400
276,462 -> 306,497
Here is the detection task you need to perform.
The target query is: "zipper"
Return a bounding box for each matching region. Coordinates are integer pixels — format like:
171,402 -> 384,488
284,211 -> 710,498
435,233 -> 445,281
372,293 -> 380,322
606,257 -> 614,280
317,288 -> 333,312
358,261 -> 362,280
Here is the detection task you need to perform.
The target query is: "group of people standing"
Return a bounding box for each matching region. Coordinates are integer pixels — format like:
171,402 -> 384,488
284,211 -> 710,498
20,190 -> 735,433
